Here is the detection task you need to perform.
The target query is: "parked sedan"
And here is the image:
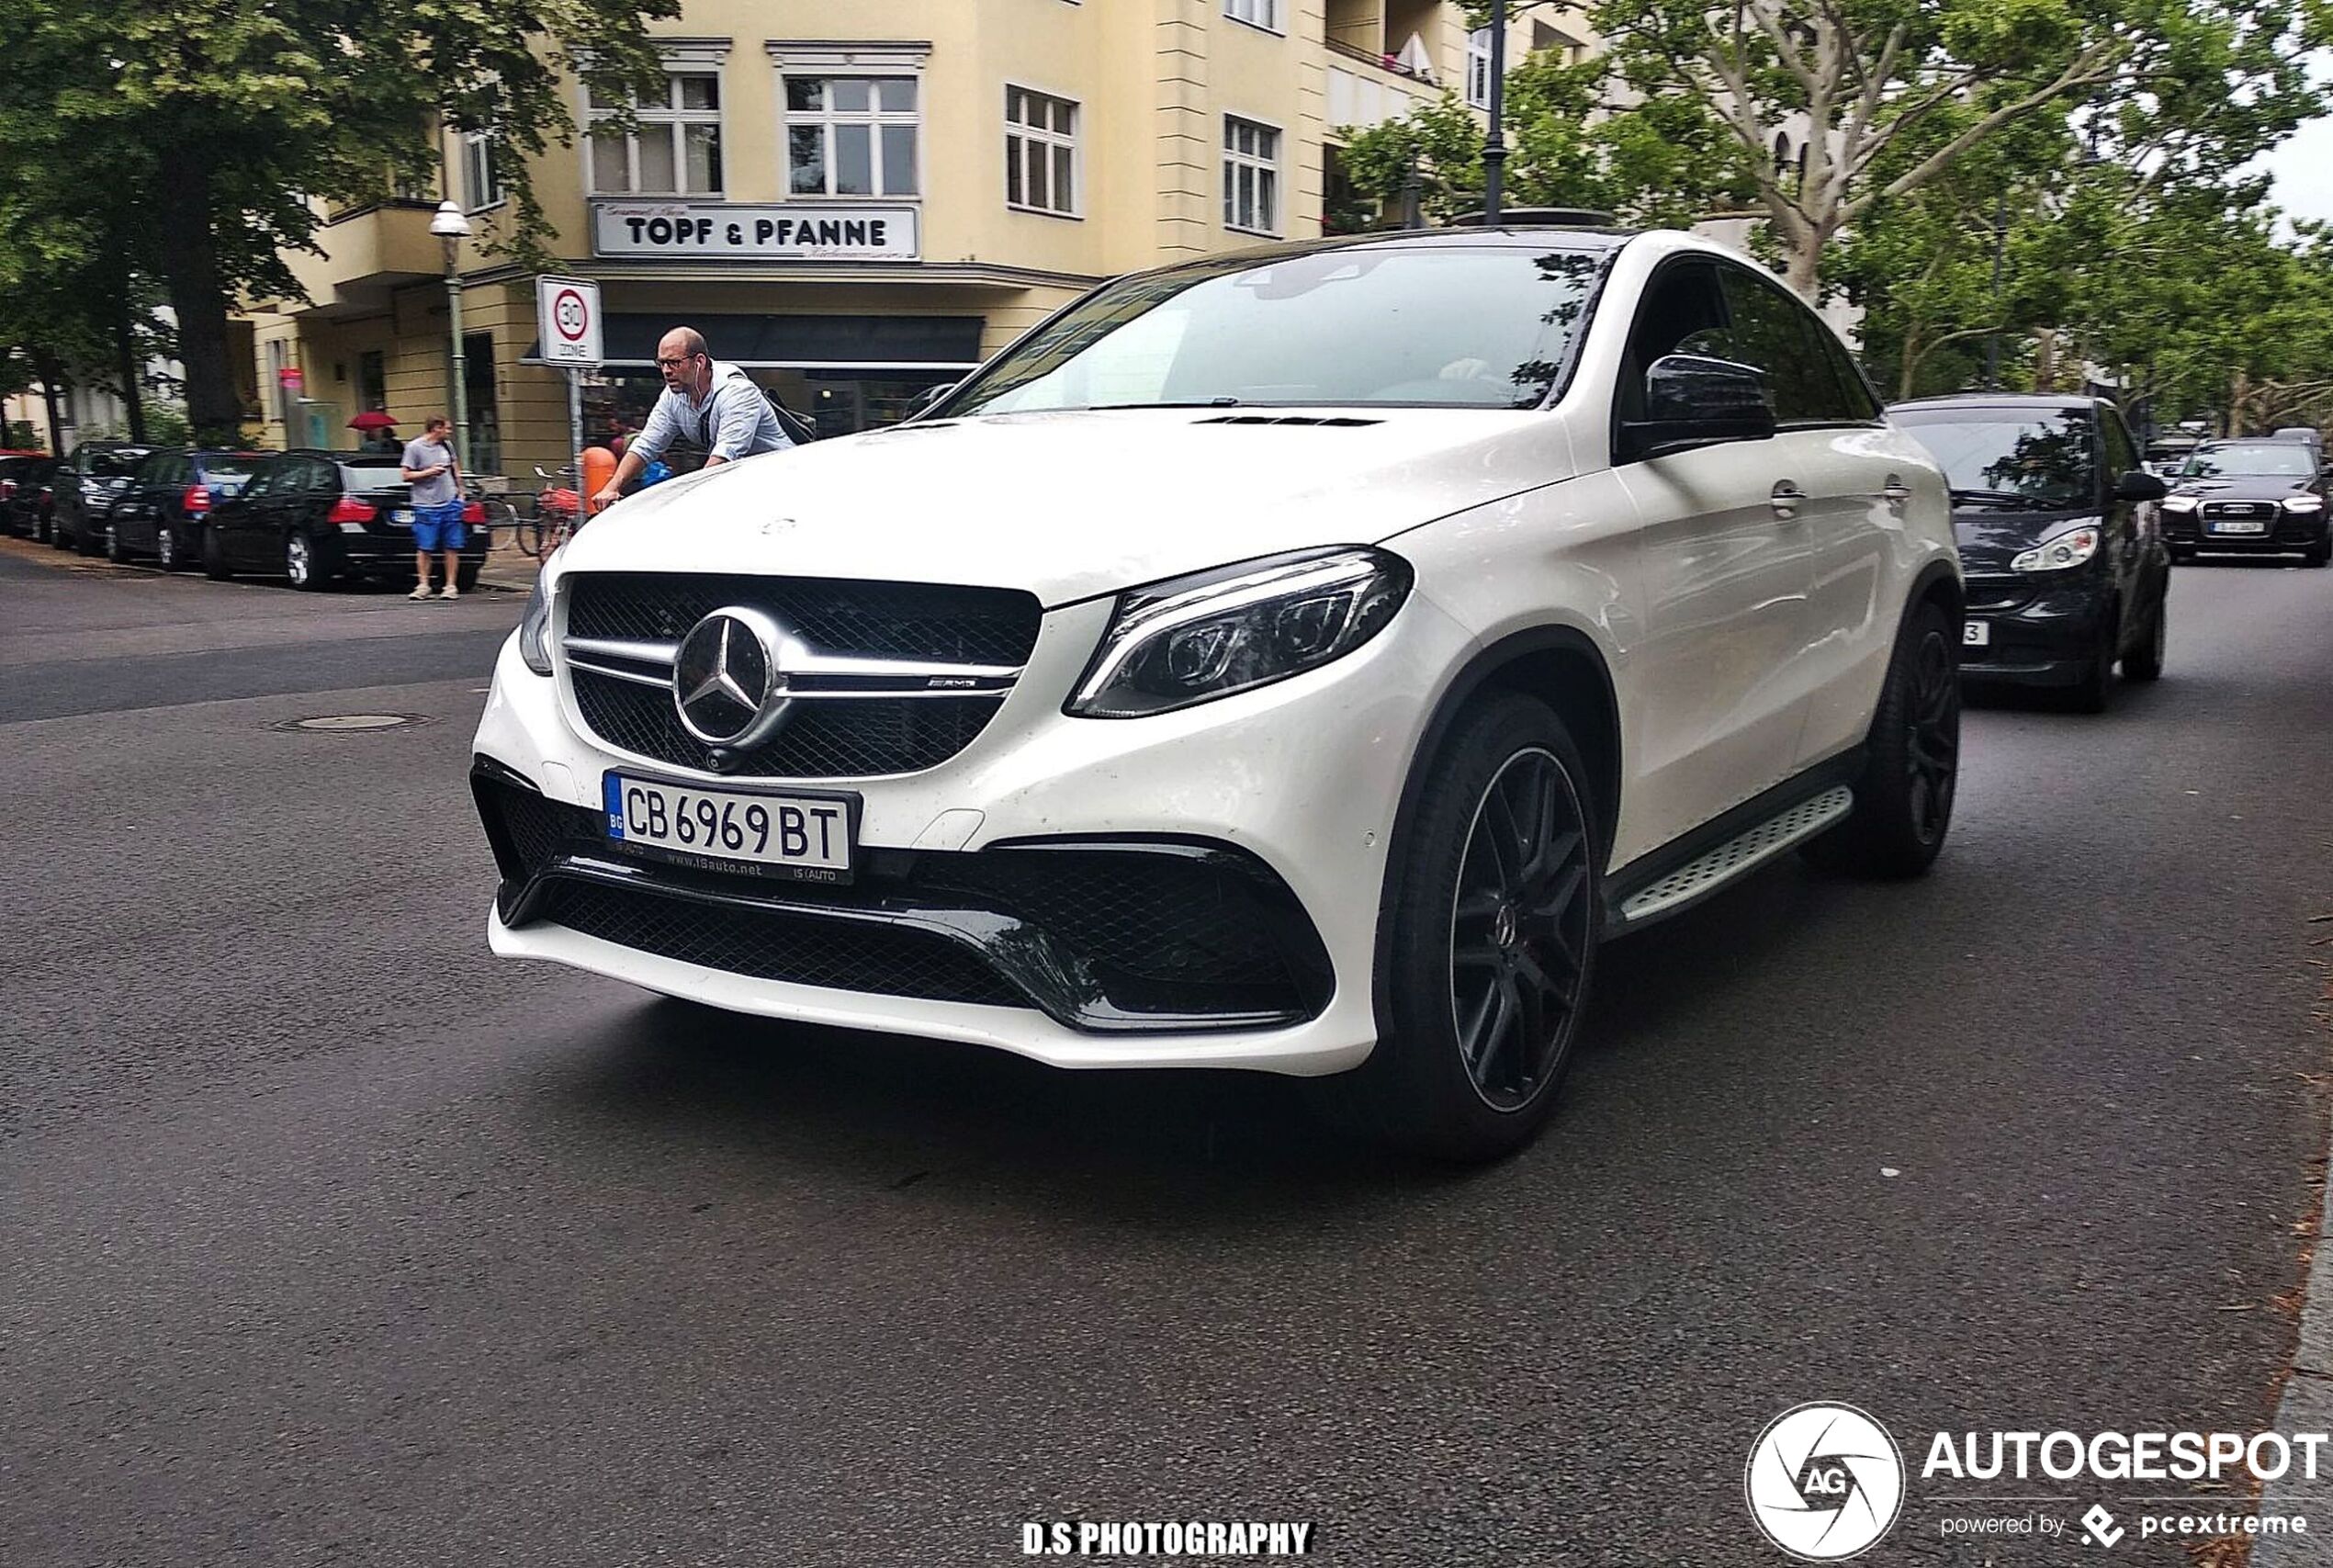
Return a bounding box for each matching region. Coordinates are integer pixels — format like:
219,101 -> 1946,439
50,441 -> 156,554
1892,392 -> 2170,711
2161,439 -> 2333,567
0,451 -> 60,539
104,448 -> 273,570
199,449 -> 490,591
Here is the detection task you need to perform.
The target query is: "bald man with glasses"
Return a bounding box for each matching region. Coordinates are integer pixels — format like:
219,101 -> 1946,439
592,326 -> 792,512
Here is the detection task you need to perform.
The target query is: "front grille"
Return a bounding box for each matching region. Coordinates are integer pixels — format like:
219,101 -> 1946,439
2201,502 -> 2275,521
562,572 -> 1043,778
572,674 -> 1001,778
536,880 -> 1026,1007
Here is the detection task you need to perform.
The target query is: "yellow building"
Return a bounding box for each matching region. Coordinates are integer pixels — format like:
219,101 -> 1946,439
241,0 -> 1585,480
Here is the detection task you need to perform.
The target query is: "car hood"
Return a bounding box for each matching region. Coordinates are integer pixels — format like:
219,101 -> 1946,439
2170,476 -> 2318,503
1952,506 -> 2097,573
557,407 -> 1574,605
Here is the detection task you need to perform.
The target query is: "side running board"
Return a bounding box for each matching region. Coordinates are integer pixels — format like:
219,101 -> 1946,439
1614,785 -> 1854,928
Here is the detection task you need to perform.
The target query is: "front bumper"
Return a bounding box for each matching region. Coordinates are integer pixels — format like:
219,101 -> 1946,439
1957,573 -> 2111,686
471,585 -> 1476,1074
2162,508 -> 2327,555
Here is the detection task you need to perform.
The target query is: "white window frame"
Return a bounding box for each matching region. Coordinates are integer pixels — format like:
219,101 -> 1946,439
1465,28 -> 1493,108
1222,114 -> 1282,237
1224,0 -> 1283,35
1005,85 -> 1081,219
781,73 -> 922,199
585,42 -> 730,197
460,130 -> 504,212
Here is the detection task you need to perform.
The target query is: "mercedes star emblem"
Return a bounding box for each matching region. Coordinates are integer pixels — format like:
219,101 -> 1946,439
672,606 -> 795,750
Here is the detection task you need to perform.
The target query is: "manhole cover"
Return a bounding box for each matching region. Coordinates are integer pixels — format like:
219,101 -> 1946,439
273,713 -> 433,733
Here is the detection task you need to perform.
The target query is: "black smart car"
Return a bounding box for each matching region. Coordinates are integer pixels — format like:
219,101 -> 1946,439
104,448 -> 273,570
2160,438 -> 2330,567
1892,393 -> 2170,712
198,449 -> 490,591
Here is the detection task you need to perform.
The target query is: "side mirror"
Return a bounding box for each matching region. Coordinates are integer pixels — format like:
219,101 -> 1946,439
2114,468 -> 2168,503
1617,355 -> 1777,460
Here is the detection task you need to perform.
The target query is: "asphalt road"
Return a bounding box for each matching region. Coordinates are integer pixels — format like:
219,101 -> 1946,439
4,535 -> 2330,1566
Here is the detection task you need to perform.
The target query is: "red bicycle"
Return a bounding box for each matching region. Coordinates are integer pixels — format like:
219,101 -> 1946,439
515,466 -> 582,559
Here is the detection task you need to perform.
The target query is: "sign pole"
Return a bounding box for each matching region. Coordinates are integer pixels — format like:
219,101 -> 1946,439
568,368 -> 584,509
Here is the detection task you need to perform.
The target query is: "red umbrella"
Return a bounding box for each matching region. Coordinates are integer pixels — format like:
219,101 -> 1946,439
347,411 -> 400,433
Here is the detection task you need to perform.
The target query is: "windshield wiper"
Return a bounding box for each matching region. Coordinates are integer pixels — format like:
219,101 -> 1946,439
1950,487 -> 2068,511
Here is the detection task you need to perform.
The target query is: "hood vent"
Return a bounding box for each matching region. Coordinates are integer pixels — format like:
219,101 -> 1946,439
1192,414 -> 1382,428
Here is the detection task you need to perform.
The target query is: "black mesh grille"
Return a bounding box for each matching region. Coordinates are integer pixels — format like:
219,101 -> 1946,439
566,573 -> 1042,665
572,673 -> 1001,778
562,572 -> 1041,777
535,880 -> 1025,1008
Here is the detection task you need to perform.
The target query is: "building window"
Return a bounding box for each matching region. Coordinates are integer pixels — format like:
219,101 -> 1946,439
1466,28 -> 1493,107
1223,116 -> 1280,235
460,131 -> 504,210
785,76 -> 919,197
1005,86 -> 1079,217
1224,0 -> 1282,33
588,71 -> 725,196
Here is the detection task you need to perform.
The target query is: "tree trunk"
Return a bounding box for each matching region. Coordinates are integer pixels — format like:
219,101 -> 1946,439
113,293 -> 146,444
1784,239 -> 1823,304
32,349 -> 65,454
2031,328 -> 2057,394
1898,320 -> 1921,401
152,143 -> 242,446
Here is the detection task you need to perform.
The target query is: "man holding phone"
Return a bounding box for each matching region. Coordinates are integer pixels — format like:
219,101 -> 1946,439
400,414 -> 465,601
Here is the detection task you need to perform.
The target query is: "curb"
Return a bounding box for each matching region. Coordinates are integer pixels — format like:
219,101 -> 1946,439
2254,1187 -> 2333,1564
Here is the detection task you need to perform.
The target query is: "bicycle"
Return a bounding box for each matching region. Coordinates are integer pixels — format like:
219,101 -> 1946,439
513,465 -> 584,560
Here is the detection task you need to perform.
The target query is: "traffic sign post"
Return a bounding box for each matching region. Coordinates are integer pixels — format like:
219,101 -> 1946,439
535,276 -> 602,512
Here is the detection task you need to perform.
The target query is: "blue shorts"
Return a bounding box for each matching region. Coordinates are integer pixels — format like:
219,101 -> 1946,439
411,501 -> 466,553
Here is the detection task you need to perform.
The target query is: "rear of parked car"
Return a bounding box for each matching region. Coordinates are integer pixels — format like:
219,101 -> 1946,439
199,450 -> 490,590
0,453 -> 60,538
107,449 -> 271,569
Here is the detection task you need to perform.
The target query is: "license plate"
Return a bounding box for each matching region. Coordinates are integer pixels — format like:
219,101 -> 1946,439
602,773 -> 855,883
1963,620 -> 1990,648
390,508 -> 414,525
2211,518 -> 2267,535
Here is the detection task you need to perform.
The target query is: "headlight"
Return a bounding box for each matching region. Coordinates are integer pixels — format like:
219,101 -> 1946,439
2161,493 -> 2199,513
518,575 -> 554,675
2011,523 -> 2101,573
2283,495 -> 2323,513
1068,547 -> 1412,717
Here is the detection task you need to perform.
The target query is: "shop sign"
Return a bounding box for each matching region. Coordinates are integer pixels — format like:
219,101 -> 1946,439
592,201 -> 919,262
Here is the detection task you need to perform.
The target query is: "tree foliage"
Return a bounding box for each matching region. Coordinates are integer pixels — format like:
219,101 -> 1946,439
0,0 -> 680,442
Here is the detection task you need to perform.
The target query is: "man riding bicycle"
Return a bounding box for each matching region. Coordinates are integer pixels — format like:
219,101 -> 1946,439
590,326 -> 791,512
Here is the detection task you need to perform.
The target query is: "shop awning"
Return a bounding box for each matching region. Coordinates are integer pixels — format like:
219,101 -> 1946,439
522,312 -> 986,370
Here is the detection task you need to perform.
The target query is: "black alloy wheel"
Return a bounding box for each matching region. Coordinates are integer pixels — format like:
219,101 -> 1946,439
1448,748 -> 1595,1112
105,521 -> 129,563
155,525 -> 179,571
2123,589 -> 2166,682
1804,601 -> 1959,879
285,530 -> 332,591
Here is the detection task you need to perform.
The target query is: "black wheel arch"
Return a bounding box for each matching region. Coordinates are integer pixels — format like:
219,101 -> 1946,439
1370,624 -> 1622,1041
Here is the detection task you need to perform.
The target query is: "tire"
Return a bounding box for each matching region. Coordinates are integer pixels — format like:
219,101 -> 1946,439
284,531 -> 333,591
1322,693 -> 1603,1163
1802,600 -> 1959,879
201,525 -> 232,581
456,558 -> 481,592
2123,587 -> 2166,681
155,525 -> 180,572
74,516 -> 103,557
2066,599 -> 2118,714
104,521 -> 129,563
2305,536 -> 2330,569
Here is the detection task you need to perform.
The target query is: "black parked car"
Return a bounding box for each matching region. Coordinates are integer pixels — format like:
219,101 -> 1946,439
1893,393 -> 2170,712
104,448 -> 273,570
0,451 -> 60,539
2161,439 -> 2330,567
199,449 -> 490,591
51,441 -> 157,554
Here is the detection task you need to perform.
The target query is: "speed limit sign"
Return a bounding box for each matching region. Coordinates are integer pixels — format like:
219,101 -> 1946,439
535,275 -> 602,367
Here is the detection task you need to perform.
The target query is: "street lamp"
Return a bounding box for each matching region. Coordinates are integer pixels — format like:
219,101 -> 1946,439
428,199 -> 474,469
1482,0 -> 1508,224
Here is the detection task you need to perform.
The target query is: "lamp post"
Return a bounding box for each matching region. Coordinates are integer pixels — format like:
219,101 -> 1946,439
428,200 -> 474,470
1482,0 -> 1509,224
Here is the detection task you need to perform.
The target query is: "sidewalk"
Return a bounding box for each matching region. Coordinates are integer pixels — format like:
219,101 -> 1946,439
476,529 -> 543,594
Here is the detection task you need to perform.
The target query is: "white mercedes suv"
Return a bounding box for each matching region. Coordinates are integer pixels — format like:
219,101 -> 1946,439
473,228 -> 1960,1160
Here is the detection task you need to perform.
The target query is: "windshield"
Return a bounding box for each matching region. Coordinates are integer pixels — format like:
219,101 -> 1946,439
945,245 -> 1603,415
1894,410 -> 2095,507
2182,443 -> 2315,478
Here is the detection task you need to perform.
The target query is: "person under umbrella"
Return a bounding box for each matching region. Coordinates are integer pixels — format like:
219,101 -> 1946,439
349,410 -> 402,456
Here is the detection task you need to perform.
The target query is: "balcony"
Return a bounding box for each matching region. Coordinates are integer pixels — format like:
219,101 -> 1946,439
1324,0 -> 1443,82
283,199 -> 445,319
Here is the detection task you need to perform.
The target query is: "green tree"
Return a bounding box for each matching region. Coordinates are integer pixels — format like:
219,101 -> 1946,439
0,0 -> 680,443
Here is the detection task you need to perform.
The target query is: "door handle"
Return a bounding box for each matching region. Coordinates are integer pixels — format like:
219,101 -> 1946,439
1770,479 -> 1807,517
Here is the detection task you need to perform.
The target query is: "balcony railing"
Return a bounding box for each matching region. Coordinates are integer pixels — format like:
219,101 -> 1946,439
1324,36 -> 1439,86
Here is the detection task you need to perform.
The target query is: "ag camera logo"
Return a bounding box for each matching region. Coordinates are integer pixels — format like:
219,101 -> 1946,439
1746,1403 -> 1906,1560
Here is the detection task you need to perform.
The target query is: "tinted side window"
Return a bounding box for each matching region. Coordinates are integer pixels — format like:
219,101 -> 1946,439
1719,268 -> 1859,424
238,461 -> 282,500
1619,260 -> 1731,423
